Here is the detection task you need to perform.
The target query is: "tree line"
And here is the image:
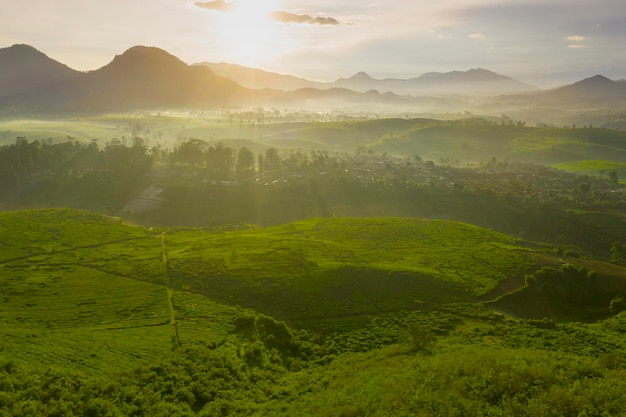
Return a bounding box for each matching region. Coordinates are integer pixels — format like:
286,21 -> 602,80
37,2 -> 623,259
0,137 -> 335,181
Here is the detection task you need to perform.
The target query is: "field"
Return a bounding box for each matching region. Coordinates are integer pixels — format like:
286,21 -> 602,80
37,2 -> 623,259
552,159 -> 626,181
5,116 -> 626,168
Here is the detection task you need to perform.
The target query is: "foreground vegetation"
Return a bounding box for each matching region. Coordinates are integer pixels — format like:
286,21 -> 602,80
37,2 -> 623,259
2,208 -> 626,415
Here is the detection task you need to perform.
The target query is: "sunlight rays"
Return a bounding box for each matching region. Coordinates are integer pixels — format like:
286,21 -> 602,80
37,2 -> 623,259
216,0 -> 281,66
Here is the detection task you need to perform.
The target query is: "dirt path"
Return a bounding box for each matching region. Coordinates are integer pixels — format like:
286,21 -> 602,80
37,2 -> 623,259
161,232 -> 180,347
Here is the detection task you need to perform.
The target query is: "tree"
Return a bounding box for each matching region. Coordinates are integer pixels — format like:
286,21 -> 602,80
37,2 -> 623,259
257,153 -> 264,174
173,139 -> 207,166
609,171 -> 619,185
610,242 -> 625,265
236,147 -> 255,176
207,142 -> 235,179
406,324 -> 435,353
610,296 -> 626,315
264,147 -> 281,174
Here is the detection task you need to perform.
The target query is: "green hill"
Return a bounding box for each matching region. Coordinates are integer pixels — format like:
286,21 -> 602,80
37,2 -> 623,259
1,208 -> 616,365
3,208 -> 626,415
365,122 -> 626,164
0,210 -> 535,364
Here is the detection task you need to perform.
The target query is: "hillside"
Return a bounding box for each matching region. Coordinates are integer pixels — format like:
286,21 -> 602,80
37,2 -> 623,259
2,209 -> 624,352
0,210 -> 535,327
3,208 -> 626,415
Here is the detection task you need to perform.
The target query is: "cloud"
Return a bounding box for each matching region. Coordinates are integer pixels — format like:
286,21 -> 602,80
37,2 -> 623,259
195,0 -> 233,12
194,1 -> 340,25
567,35 -> 585,41
271,11 -> 340,25
467,33 -> 486,39
568,44 -> 589,49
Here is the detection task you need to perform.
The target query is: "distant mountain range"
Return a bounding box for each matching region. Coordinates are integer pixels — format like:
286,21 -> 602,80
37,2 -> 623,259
197,62 -> 537,95
1,43 -> 625,115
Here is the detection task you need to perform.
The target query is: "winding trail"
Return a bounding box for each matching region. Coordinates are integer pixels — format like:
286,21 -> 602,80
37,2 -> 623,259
162,232 -> 180,347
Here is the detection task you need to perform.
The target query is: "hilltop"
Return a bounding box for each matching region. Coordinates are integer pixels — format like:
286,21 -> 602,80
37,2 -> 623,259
0,44 -> 81,100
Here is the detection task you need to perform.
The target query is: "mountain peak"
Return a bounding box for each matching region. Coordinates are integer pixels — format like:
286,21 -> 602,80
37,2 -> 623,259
97,45 -> 189,77
7,43 -> 40,53
110,45 -> 186,65
575,74 -> 614,85
0,43 -> 80,96
349,71 -> 375,81
1,43 -> 51,62
467,68 -> 496,75
549,74 -> 625,99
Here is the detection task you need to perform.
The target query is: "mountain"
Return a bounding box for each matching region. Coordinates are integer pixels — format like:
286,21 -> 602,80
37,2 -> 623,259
0,44 -> 469,114
196,61 -> 325,90
549,75 -> 626,99
0,44 -> 81,100
74,46 -> 252,109
197,61 -> 537,96
334,68 -> 538,95
0,45 -> 253,112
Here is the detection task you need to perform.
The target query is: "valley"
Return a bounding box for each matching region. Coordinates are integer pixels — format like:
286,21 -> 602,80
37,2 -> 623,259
2,43 -> 626,416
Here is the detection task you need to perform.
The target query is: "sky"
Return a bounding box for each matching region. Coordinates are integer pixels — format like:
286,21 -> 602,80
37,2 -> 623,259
1,0 -> 625,88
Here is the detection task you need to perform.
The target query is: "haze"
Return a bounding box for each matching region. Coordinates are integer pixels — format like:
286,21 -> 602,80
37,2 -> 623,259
2,0 -> 626,87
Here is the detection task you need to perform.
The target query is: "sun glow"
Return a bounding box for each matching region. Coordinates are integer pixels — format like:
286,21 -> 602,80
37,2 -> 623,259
217,0 -> 280,66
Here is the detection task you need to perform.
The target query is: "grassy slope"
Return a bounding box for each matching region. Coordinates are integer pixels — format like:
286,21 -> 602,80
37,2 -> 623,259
164,217 -> 535,323
3,208 -> 626,416
0,209 -> 545,369
360,122 -> 626,164
2,209 -> 624,373
0,209 -> 239,373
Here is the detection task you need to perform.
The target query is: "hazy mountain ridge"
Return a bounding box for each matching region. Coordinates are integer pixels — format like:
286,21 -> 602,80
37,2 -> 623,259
0,43 -> 624,115
200,61 -> 538,95
0,44 -> 469,113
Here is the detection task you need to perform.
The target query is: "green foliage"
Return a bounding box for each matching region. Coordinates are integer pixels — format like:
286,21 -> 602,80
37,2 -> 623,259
494,264 -> 626,321
2,208 -> 626,415
405,323 -> 436,353
610,241 -> 626,265
610,296 -> 626,315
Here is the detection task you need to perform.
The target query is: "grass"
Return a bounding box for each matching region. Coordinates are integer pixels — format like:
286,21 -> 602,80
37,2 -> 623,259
1,207 -> 624,378
1,207 -> 626,415
162,217 -> 537,324
0,209 -> 243,373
